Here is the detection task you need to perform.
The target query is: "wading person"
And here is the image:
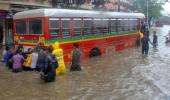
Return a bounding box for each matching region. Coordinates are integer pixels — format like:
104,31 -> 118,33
145,28 -> 150,37
141,35 -> 152,56
23,48 -> 33,71
70,43 -> 81,71
140,21 -> 146,35
36,48 -> 47,72
152,31 -> 158,48
3,46 -> 10,65
3,46 -> 13,69
52,42 -> 66,75
137,21 -> 146,47
41,47 -> 58,82
165,30 -> 170,43
12,49 -> 25,73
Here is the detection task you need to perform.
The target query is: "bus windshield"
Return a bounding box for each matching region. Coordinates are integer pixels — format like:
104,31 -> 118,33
15,19 -> 43,35
16,20 -> 26,35
29,19 -> 42,35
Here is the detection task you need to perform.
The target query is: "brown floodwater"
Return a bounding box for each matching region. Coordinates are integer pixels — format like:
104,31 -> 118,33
1,26 -> 170,100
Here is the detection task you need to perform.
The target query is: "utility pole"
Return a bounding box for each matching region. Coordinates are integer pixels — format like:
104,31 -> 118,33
118,0 -> 120,12
146,0 -> 149,27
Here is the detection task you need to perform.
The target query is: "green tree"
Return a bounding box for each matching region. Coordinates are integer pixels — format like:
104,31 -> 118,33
132,0 -> 167,27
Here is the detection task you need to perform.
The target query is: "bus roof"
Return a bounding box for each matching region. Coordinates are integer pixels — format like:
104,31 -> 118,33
13,8 -> 145,19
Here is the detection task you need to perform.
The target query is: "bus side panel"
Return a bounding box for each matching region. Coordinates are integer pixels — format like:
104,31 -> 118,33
44,17 -> 50,41
60,33 -> 139,63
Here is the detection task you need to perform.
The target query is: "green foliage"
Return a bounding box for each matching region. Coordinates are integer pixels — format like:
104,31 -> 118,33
133,0 -> 166,18
132,0 -> 167,26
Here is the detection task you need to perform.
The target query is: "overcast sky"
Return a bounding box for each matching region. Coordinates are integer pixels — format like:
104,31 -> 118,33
162,1 -> 170,16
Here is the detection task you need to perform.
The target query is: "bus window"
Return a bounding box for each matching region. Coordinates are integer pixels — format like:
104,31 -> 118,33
133,20 -> 138,31
62,18 -> 70,38
118,19 -> 122,32
74,18 -> 82,37
49,18 -> 59,39
16,20 -> 26,35
130,19 -> 134,31
29,19 -> 42,35
84,18 -> 92,36
110,19 -> 116,33
101,19 -> 109,34
124,19 -> 129,32
130,19 -> 137,31
93,19 -> 102,35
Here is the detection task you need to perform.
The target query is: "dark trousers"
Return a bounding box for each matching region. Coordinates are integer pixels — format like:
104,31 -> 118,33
41,72 -> 55,82
136,39 -> 141,47
7,60 -> 13,69
13,68 -> 22,73
142,47 -> 149,55
153,43 -> 157,48
70,63 -> 81,71
36,63 -> 45,72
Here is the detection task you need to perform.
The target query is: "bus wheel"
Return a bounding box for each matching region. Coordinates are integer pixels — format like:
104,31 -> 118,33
89,47 -> 101,57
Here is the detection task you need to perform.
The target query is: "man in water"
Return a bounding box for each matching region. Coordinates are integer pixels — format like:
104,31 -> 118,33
152,31 -> 158,48
41,47 -> 58,82
165,30 -> 170,43
70,43 -> 82,71
141,35 -> 152,55
140,21 -> 146,35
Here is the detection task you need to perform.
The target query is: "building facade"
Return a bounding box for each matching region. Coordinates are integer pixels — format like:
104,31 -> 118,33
80,0 -> 132,11
0,0 -> 51,45
104,0 -> 132,12
50,0 -> 132,11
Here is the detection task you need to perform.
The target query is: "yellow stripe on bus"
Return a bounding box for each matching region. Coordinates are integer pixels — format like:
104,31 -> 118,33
18,32 -> 138,46
59,33 -> 138,45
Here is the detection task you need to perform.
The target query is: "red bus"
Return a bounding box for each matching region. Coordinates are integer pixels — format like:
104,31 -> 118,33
13,9 -> 145,62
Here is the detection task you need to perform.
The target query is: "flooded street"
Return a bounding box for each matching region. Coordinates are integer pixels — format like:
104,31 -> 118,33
1,26 -> 170,100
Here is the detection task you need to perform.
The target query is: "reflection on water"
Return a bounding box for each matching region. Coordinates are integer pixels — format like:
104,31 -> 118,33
1,26 -> 170,100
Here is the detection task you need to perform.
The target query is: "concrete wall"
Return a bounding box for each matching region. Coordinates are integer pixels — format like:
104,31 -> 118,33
0,0 -> 51,7
0,0 -> 51,45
